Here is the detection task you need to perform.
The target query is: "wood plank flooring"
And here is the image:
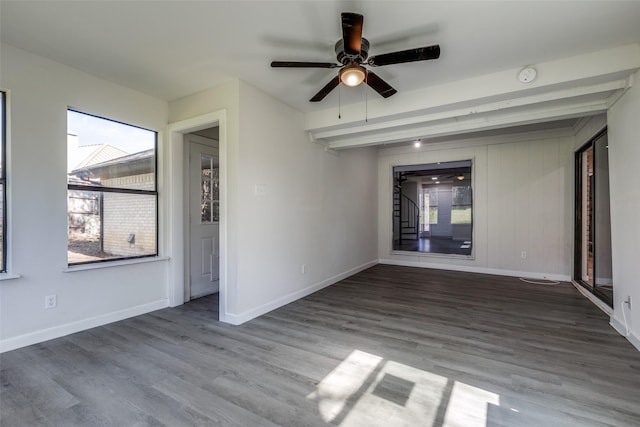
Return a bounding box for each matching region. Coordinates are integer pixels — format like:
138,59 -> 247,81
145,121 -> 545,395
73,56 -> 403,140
2,265 -> 639,426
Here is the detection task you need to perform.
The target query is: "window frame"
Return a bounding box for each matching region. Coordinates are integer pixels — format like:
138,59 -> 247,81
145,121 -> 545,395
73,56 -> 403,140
67,109 -> 159,266
0,91 -> 6,272
392,159 -> 473,256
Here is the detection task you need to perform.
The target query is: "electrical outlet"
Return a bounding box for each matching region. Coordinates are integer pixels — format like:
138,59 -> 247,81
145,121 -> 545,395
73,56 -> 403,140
254,184 -> 267,196
520,251 -> 527,259
625,296 -> 632,310
45,294 -> 57,309
301,264 -> 307,274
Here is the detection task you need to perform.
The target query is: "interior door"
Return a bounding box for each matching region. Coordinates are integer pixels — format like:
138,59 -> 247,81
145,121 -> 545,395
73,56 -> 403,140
189,139 -> 219,299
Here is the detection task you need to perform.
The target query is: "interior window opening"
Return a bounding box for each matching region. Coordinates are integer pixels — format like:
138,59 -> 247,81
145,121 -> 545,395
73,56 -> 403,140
393,160 -> 472,255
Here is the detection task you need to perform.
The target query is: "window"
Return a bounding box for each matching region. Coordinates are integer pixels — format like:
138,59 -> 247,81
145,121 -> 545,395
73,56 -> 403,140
199,153 -> 219,223
393,160 -> 472,255
451,185 -> 472,225
0,92 -> 6,272
67,110 -> 157,265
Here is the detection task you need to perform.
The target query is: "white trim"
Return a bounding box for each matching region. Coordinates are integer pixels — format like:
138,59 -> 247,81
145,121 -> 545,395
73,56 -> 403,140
64,256 -> 169,272
0,299 -> 169,353
167,111 -> 223,134
166,110 -> 227,320
390,250 -> 475,261
220,260 -> 378,325
610,316 -> 640,352
0,273 -> 20,281
384,157 -> 478,263
607,74 -> 634,109
2,89 -> 15,277
379,258 -> 570,282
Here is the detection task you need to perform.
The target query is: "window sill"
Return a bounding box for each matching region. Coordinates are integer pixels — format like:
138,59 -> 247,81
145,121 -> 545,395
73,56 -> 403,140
64,256 -> 170,273
390,250 -> 475,260
0,273 -> 21,281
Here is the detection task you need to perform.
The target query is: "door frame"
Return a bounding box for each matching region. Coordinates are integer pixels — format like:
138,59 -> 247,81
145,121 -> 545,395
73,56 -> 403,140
166,110 -> 227,319
574,127 -> 612,307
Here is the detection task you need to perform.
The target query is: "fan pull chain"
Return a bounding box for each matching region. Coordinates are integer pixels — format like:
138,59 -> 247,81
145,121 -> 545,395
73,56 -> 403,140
365,71 -> 368,123
338,83 -> 341,119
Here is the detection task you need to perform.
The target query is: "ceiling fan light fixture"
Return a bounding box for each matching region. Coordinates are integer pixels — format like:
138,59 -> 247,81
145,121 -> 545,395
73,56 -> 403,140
340,64 -> 366,87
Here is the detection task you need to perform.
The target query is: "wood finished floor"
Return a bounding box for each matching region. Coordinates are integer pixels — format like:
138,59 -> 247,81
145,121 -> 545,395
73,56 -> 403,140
2,265 -> 639,426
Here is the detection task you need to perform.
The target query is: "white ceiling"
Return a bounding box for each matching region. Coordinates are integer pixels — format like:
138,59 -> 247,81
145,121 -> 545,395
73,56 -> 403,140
2,0 -> 640,114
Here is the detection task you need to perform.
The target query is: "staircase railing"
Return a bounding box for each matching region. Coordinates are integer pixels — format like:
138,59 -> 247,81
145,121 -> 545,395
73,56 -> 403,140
393,187 -> 420,244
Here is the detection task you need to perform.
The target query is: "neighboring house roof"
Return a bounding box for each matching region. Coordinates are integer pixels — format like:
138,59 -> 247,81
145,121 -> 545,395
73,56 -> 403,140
72,144 -> 129,170
70,149 -> 154,181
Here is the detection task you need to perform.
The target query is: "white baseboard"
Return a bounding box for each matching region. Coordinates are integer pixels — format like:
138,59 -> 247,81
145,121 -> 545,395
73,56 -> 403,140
610,315 -> 640,352
0,299 -> 169,353
220,260 -> 378,325
379,258 -> 571,282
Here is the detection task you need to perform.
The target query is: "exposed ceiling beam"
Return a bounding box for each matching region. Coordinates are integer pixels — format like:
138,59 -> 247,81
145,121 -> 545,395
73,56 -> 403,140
305,44 -> 640,149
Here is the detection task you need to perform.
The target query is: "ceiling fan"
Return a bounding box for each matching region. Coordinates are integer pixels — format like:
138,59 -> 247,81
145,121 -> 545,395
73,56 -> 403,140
271,12 -> 440,102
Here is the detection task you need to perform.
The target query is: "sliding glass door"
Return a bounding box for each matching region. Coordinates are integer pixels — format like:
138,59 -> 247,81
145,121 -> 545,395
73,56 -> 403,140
575,130 -> 613,306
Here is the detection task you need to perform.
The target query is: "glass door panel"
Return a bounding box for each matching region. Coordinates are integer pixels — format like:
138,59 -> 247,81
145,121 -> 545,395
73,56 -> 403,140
593,133 -> 613,302
575,130 -> 612,306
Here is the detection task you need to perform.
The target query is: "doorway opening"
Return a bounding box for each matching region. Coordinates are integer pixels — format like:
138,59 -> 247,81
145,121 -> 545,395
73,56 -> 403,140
574,129 -> 613,307
185,130 -> 219,301
167,109 -> 227,322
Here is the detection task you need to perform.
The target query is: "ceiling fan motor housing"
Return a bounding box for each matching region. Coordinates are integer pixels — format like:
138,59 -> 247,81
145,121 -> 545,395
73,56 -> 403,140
335,38 -> 370,64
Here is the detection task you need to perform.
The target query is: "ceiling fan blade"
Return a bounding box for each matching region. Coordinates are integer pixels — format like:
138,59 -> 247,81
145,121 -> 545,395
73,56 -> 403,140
271,61 -> 340,68
366,71 -> 397,98
368,44 -> 440,67
310,76 -> 340,102
341,12 -> 363,55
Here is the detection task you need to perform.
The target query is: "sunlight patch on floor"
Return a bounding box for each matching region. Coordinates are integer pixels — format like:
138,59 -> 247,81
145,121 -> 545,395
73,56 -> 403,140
308,349 -> 500,427
307,350 -> 383,422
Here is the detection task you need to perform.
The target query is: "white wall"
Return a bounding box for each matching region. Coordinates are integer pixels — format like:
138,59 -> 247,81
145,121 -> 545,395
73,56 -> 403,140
170,81 -> 378,324
0,44 -> 170,352
236,82 -> 378,318
608,70 -> 640,350
378,130 -> 574,280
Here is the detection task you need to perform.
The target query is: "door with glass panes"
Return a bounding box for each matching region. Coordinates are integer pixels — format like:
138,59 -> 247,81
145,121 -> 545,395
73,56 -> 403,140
188,139 -> 219,299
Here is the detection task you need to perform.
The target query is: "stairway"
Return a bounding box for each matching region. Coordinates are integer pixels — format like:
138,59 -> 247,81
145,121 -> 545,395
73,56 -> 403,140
393,172 -> 420,243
